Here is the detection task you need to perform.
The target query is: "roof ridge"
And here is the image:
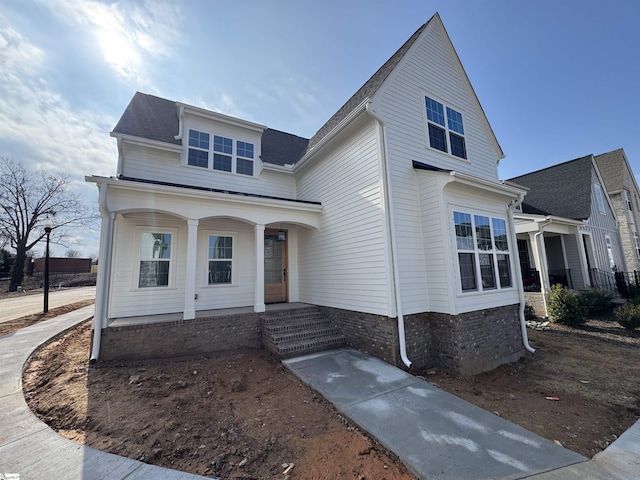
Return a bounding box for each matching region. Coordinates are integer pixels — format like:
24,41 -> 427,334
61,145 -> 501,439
306,15 -> 435,152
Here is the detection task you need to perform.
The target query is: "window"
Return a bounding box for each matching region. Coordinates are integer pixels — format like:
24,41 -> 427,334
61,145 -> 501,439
138,232 -> 172,288
236,140 -> 254,176
213,135 -> 233,172
185,130 -> 255,176
633,229 -> 640,260
208,235 -> 233,284
605,235 -> 616,271
188,130 -> 209,168
594,184 -> 606,214
425,96 -> 466,159
453,211 -> 512,292
624,190 -> 633,211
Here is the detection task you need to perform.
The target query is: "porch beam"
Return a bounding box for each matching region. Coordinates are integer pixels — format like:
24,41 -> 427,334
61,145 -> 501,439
255,224 -> 266,313
183,219 -> 198,320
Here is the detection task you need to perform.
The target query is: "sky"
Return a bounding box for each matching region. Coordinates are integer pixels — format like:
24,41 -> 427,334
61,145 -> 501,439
1,0 -> 639,257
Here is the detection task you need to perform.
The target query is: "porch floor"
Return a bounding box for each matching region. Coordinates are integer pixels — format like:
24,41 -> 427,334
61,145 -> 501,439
108,302 -> 312,327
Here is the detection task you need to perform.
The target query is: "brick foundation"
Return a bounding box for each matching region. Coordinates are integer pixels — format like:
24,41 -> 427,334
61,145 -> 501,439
524,292 -> 547,317
99,312 -> 262,361
321,304 -> 524,377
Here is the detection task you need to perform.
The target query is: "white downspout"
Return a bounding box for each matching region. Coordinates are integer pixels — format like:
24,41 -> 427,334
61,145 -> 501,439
90,183 -> 114,363
508,195 -> 536,354
366,102 -> 412,368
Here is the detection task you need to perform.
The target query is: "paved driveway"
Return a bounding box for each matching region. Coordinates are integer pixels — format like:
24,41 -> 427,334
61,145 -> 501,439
0,286 -> 96,324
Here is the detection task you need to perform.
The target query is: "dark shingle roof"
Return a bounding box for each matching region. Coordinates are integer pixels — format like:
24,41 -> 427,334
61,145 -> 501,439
594,148 -> 626,192
112,92 -> 308,166
112,92 -> 181,145
113,15 -> 435,165
260,129 -> 309,166
508,155 -> 594,220
306,18 -> 431,151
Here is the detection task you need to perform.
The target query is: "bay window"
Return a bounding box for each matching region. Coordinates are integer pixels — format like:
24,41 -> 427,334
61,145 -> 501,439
453,211 -> 512,292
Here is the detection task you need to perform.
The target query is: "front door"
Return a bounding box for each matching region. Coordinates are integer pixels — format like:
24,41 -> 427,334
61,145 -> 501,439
264,229 -> 288,303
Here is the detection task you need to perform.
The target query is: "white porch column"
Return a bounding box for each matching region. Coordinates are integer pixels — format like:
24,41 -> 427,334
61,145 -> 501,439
183,219 -> 198,320
254,224 -> 266,313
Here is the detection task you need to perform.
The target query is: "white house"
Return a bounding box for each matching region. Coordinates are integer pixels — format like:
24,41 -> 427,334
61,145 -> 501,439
87,13 -> 531,376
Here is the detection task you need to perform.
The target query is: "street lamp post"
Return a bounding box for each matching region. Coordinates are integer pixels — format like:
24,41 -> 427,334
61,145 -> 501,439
43,219 -> 53,313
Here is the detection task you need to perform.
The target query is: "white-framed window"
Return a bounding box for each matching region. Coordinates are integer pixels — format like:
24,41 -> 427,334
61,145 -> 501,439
425,96 -> 467,159
624,189 -> 633,211
453,210 -> 512,292
605,235 -> 616,271
594,184 -> 606,214
138,231 -> 173,288
208,234 -> 234,285
186,129 -> 254,176
633,229 -> 640,260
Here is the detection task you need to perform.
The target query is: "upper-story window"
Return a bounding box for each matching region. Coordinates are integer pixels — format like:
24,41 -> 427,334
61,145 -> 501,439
594,183 -> 606,214
425,96 -> 467,160
624,189 -> 633,211
187,129 -> 254,176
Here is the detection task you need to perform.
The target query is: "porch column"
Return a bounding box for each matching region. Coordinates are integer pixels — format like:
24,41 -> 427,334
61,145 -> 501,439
94,211 -> 115,330
530,231 -> 550,293
183,219 -> 198,320
255,224 -> 266,313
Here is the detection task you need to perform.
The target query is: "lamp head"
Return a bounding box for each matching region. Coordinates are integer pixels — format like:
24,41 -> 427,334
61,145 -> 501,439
43,218 -> 53,233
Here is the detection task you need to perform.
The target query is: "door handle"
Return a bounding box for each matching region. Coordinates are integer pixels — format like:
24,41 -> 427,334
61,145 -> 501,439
283,268 -> 287,281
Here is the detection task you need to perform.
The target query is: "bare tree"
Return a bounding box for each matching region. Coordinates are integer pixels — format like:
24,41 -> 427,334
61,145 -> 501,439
65,248 -> 81,258
0,158 -> 94,291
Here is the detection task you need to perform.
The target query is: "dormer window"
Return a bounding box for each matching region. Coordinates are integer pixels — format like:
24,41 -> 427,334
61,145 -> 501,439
186,129 -> 255,176
425,96 -> 467,160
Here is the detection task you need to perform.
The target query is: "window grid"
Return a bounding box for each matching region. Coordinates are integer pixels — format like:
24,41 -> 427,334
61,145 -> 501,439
186,130 -> 254,176
425,96 -> 466,159
138,232 -> 172,288
454,211 -> 512,293
208,235 -> 233,285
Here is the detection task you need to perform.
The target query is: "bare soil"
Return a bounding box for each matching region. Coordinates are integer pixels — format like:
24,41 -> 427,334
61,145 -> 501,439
20,312 -> 640,479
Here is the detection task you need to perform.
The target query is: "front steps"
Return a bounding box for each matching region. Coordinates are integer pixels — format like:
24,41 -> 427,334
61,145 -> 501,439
262,306 -> 345,358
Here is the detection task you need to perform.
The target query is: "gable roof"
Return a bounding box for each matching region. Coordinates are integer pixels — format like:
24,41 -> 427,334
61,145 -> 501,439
594,148 -> 629,193
508,155 -> 595,220
306,18 -> 431,151
112,92 -> 308,166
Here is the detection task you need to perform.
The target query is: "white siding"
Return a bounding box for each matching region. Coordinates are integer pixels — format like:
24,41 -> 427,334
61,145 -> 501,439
109,213 -> 186,318
563,234 -> 587,290
194,219 -> 255,310
368,20 -> 505,314
444,185 -> 521,314
121,143 -> 297,199
295,119 -> 391,315
109,215 -> 266,318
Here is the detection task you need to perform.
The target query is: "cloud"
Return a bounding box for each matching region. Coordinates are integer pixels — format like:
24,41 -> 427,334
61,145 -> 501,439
38,0 -> 183,84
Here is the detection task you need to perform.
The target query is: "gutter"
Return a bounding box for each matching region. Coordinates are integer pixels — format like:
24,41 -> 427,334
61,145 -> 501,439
509,196 -> 535,354
366,101 -> 412,368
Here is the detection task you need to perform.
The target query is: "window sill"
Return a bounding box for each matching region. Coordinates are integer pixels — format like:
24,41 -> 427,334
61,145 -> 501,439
424,145 -> 471,164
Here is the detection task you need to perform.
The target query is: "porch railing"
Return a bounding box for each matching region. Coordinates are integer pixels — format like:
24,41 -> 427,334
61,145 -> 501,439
520,269 -> 572,292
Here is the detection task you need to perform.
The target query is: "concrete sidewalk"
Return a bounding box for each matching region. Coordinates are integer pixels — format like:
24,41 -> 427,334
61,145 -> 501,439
284,348 -> 640,480
0,306 -> 208,480
0,286 -> 96,324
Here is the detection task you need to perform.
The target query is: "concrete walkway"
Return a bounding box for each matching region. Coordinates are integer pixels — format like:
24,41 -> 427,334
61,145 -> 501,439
0,286 -> 96,324
1,307 -> 638,479
284,349 -> 640,480
0,306 -> 208,480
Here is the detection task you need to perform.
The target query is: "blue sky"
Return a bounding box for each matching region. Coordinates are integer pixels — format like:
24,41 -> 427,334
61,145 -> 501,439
2,0 -> 639,256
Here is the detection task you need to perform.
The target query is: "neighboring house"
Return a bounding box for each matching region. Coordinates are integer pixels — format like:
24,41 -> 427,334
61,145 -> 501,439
508,155 -> 626,316
594,148 -> 640,273
87,13 -> 531,376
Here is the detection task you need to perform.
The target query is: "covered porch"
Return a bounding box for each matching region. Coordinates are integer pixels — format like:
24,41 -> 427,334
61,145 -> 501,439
514,214 -> 591,316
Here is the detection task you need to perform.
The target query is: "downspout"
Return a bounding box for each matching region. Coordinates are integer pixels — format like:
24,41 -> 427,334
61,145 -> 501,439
366,102 -> 412,368
90,183 -> 113,363
508,195 -> 536,353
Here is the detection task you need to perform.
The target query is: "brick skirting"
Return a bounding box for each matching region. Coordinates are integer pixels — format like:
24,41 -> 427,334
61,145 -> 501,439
98,312 -> 262,361
320,304 -> 524,376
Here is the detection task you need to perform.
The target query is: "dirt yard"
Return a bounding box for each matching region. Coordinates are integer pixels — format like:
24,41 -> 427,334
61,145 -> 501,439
20,312 -> 640,479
